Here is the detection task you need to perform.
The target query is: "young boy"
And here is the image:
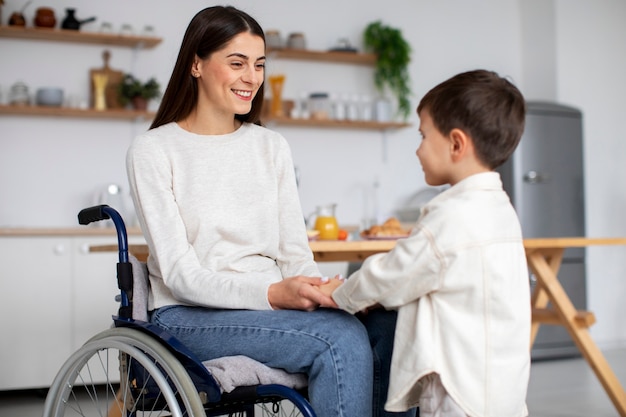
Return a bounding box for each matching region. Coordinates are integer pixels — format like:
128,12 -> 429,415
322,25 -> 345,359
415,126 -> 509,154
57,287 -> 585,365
320,69 -> 531,417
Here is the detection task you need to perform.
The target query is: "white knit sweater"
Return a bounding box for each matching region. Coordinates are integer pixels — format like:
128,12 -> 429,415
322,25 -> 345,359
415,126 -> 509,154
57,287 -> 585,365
126,122 -> 320,311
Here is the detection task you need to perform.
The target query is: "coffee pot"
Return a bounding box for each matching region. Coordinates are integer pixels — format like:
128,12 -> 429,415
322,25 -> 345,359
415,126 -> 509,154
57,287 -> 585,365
61,8 -> 96,30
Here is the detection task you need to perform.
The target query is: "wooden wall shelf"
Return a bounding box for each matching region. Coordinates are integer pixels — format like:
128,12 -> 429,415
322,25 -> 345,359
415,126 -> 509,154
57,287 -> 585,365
267,48 -> 377,66
0,25 -> 162,48
264,116 -> 409,131
0,104 -> 155,121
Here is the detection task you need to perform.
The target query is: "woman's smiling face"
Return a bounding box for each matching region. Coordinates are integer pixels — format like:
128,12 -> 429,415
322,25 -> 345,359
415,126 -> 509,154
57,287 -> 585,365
194,31 -> 266,117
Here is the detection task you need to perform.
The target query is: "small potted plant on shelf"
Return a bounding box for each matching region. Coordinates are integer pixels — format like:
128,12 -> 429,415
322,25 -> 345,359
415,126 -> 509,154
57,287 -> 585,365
363,20 -> 412,121
118,74 -> 161,111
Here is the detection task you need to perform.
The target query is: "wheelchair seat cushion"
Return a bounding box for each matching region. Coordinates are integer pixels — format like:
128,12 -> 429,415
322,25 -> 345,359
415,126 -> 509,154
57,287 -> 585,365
203,355 -> 307,393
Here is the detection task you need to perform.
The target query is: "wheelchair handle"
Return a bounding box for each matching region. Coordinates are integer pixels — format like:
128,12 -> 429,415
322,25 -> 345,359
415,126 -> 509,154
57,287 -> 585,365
78,204 -> 111,225
78,205 -> 129,263
78,204 -> 132,314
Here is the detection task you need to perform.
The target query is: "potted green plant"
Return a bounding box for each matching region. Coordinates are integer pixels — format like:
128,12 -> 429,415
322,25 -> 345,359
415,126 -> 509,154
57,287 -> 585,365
118,74 -> 161,110
363,21 -> 412,121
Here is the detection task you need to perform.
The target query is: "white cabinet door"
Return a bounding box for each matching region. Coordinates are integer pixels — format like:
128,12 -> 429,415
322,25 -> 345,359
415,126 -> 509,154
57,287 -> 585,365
0,237 -> 73,390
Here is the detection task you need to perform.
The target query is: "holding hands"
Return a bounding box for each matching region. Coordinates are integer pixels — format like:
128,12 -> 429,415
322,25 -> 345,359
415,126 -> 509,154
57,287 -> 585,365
317,276 -> 343,308
268,275 -> 344,310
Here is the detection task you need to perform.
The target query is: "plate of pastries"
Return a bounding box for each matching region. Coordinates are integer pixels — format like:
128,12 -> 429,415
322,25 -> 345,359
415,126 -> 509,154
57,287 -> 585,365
360,217 -> 411,240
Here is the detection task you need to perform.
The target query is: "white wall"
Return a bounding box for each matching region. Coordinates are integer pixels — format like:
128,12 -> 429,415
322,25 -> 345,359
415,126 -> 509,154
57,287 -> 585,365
1,0 -> 625,348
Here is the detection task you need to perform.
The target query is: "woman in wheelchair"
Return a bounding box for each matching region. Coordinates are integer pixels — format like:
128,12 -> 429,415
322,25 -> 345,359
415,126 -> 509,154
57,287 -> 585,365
126,6 -> 414,417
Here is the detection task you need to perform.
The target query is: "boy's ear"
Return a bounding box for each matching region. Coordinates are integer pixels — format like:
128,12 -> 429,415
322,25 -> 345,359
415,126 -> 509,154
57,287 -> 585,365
449,128 -> 471,162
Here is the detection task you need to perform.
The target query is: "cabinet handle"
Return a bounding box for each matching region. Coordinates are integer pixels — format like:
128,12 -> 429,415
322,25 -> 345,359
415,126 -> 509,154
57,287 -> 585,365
53,244 -> 66,255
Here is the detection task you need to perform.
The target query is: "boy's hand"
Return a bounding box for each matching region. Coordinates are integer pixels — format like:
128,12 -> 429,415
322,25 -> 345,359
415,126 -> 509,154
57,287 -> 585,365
317,276 -> 344,308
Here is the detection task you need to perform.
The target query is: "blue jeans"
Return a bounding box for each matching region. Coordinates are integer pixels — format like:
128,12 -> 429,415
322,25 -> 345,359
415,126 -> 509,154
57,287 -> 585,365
151,306 -> 417,416
152,306 -> 373,416
359,309 -> 418,417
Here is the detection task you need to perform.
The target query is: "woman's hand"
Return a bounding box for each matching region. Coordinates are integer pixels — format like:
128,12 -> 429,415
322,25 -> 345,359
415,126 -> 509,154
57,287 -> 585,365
268,276 -> 335,311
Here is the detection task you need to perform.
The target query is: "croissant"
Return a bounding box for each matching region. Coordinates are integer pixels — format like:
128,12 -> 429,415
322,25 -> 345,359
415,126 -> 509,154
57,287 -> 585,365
361,217 -> 410,238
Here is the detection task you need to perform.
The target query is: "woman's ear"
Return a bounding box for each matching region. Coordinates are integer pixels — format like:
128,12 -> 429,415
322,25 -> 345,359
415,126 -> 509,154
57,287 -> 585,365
449,128 -> 471,162
191,55 -> 201,77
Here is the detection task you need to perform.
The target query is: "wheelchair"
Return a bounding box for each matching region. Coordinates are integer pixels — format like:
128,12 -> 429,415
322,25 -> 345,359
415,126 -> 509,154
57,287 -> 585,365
43,205 -> 316,417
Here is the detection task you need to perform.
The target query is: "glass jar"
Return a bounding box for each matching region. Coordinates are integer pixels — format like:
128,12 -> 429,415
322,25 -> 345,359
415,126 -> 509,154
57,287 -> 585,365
141,25 -> 156,37
9,81 -> 30,106
265,30 -> 282,49
374,97 -> 393,122
99,22 -> 113,34
119,24 -> 134,36
308,93 -> 330,120
287,32 -> 306,50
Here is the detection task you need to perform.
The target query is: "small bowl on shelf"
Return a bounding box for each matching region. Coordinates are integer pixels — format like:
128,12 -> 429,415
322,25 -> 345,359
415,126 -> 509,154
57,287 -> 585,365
36,87 -> 64,107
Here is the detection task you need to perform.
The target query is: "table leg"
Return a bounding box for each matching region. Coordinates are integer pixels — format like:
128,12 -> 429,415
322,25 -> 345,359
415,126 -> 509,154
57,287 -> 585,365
527,249 -> 626,416
529,248 -> 562,346
530,281 -> 548,347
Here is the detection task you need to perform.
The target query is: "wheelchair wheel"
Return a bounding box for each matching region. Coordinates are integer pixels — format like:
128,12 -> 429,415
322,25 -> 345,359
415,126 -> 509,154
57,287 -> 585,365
43,327 -> 206,417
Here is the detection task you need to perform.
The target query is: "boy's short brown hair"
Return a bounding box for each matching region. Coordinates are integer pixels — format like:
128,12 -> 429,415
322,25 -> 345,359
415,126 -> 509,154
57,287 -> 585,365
417,69 -> 526,169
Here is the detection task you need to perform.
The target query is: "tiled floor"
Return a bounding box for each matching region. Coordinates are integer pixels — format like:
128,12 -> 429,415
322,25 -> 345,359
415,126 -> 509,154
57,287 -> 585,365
526,348 -> 626,416
1,348 -> 626,416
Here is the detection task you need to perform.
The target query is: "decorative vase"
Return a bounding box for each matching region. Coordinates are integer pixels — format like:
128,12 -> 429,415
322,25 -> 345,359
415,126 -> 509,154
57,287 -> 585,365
34,8 -> 56,28
131,96 -> 148,111
8,12 -> 26,26
92,73 -> 108,111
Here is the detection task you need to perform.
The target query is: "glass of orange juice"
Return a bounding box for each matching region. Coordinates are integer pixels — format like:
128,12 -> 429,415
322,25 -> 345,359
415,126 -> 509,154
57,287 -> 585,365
312,204 -> 339,240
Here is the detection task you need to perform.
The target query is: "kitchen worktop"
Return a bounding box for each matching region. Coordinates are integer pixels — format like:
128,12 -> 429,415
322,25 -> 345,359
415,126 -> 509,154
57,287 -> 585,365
0,227 -> 144,236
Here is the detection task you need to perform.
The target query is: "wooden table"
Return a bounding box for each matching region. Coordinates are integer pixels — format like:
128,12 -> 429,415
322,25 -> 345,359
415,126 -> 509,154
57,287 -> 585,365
312,237 -> 626,416
523,238 -> 626,415
91,237 -> 626,415
309,239 -> 396,262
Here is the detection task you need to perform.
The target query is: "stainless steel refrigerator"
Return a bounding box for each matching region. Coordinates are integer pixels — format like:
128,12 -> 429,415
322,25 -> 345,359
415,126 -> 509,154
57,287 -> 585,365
497,101 -> 586,360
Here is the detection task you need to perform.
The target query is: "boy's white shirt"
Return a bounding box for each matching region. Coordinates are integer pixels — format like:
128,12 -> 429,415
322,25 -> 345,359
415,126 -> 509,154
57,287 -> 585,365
332,172 -> 531,417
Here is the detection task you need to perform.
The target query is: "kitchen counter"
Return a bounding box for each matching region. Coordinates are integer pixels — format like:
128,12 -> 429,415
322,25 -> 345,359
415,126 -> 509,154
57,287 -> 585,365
0,227 -> 144,236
